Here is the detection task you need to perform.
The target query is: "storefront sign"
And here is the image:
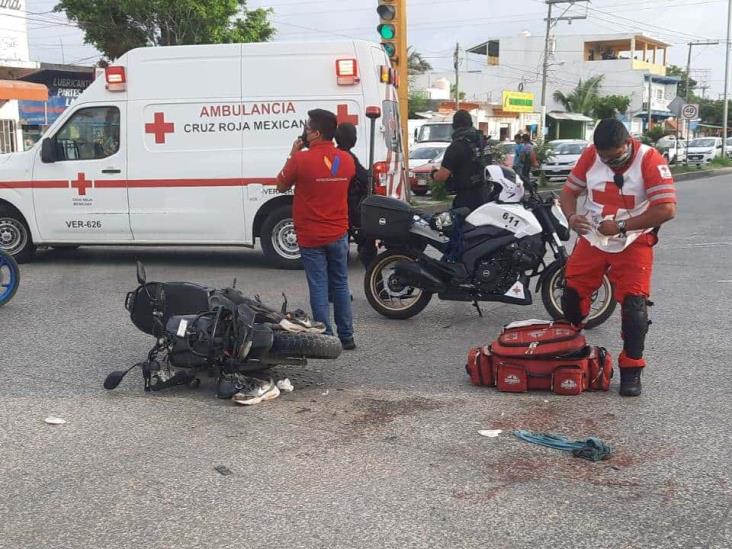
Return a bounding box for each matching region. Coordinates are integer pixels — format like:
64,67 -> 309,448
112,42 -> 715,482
502,91 -> 535,113
18,71 -> 94,126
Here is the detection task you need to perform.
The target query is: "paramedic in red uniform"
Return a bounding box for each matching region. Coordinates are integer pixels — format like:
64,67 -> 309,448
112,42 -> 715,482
277,109 -> 357,350
560,119 -> 677,396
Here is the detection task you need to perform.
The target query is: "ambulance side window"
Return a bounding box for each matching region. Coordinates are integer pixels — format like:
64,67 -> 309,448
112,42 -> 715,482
54,106 -> 120,161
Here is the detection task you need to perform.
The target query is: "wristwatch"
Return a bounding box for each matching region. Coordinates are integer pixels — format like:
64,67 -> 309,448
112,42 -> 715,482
616,220 -> 627,236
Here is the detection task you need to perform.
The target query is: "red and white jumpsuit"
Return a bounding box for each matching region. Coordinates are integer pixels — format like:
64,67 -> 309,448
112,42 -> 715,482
563,139 -> 677,369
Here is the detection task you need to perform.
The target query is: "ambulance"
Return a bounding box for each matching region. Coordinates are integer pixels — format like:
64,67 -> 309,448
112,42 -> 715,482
0,40 -> 405,268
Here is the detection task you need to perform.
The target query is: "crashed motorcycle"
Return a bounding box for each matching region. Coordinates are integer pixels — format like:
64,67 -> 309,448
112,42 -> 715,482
104,262 -> 342,397
361,165 -> 616,329
0,250 -> 19,307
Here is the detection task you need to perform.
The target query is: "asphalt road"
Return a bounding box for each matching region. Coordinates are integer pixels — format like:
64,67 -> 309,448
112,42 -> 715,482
1,175 -> 730,549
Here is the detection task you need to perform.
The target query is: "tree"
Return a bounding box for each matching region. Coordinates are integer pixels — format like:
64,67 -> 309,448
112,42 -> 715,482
553,75 -> 604,116
593,95 -> 631,119
667,65 -> 697,99
407,47 -> 432,75
450,84 -> 466,101
54,0 -> 275,61
408,89 -> 430,118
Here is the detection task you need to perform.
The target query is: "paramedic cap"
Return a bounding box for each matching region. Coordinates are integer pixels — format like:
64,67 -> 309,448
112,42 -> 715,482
335,123 -> 358,151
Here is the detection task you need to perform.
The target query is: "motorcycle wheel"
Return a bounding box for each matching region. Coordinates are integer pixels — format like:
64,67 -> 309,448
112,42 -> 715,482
270,332 -> 342,359
540,262 -> 616,329
364,250 -> 432,320
0,251 -> 20,307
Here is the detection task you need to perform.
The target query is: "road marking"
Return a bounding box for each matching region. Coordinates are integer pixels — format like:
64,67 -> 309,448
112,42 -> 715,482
676,242 -> 732,249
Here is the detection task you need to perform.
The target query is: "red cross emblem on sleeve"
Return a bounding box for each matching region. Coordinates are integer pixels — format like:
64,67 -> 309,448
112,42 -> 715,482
593,182 -> 636,216
72,172 -> 92,196
145,112 -> 175,144
337,104 -> 359,126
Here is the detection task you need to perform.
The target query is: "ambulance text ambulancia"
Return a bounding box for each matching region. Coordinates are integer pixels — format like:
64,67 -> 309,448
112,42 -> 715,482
0,41 -> 406,267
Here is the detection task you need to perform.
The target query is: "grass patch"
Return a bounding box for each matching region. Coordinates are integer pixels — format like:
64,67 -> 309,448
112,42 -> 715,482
670,156 -> 732,175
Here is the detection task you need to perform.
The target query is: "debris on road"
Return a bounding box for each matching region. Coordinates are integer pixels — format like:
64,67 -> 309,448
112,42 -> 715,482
44,417 -> 66,425
214,465 -> 233,476
478,429 -> 503,438
513,430 -> 613,461
277,378 -> 295,393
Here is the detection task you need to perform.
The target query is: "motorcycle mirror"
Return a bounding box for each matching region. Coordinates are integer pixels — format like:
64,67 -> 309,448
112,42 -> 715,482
103,370 -> 128,390
136,260 -> 147,285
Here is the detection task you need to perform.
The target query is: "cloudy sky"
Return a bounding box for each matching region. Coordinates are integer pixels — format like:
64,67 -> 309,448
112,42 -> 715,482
24,0 -> 732,96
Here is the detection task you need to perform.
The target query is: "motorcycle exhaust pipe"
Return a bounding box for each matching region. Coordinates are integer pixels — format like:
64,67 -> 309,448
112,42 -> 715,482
393,260 -> 446,292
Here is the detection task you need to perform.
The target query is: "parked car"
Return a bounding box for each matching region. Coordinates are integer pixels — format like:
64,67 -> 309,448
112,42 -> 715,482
686,137 -> 723,165
540,139 -> 590,180
659,141 -> 687,164
725,137 -> 732,158
656,135 -> 679,149
408,143 -> 449,170
409,151 -> 445,196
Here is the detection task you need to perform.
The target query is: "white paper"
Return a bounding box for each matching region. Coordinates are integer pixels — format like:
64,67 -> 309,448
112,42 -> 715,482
478,429 -> 503,438
45,417 -> 66,425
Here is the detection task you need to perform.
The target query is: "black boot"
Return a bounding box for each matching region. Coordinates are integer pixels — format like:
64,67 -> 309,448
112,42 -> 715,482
619,367 -> 642,397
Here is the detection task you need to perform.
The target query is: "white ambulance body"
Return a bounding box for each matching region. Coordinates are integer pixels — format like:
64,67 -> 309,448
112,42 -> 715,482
0,40 -> 405,268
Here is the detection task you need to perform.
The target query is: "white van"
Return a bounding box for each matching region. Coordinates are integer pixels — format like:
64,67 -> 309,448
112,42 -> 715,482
0,40 -> 405,268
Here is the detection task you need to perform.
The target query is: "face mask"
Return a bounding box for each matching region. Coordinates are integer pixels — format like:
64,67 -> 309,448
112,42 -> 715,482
603,145 -> 632,168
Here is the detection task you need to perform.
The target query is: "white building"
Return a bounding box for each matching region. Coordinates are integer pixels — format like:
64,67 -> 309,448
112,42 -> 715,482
412,33 -> 680,138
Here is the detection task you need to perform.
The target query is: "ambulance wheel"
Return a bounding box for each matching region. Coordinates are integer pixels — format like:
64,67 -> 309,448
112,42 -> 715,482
541,263 -> 616,329
261,205 -> 302,270
0,206 -> 35,264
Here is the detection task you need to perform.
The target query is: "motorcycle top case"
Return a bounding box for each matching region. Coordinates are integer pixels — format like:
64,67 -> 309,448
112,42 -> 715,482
360,195 -> 414,241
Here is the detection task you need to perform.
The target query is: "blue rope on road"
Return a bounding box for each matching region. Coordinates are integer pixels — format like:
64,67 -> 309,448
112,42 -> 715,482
513,430 -> 613,461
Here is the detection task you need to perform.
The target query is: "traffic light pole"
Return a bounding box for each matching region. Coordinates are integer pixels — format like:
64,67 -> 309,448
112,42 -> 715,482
396,0 -> 409,165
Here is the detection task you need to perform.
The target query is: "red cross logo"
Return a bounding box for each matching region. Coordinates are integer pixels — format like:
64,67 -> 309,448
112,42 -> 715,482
145,112 -> 175,144
593,182 -> 636,216
71,172 -> 92,196
337,104 -> 359,126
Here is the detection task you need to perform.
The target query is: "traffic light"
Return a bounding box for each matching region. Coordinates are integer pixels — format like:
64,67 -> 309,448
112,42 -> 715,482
377,0 -> 398,62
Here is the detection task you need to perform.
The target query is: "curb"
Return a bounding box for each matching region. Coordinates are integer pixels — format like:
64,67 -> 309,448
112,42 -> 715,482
672,167 -> 732,182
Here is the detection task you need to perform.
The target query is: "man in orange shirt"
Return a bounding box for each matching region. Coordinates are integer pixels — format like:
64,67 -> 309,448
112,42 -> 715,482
560,119 -> 676,396
277,109 -> 357,349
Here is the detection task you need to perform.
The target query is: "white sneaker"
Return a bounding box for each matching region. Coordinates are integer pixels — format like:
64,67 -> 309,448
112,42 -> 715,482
232,377 -> 280,406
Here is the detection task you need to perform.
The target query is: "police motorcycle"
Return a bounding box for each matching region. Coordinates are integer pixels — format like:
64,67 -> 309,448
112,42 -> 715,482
0,249 -> 19,307
360,165 -> 616,328
103,262 -> 342,396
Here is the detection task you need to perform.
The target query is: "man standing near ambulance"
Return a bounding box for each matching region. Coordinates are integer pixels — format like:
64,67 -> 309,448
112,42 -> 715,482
277,109 -> 357,350
560,119 -> 676,396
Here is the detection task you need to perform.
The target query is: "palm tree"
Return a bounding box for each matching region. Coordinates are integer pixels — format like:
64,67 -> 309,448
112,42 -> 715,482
408,47 -> 433,75
553,75 -> 604,116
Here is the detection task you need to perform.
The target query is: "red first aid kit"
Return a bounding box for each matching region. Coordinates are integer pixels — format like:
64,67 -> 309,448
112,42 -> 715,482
466,321 -> 613,395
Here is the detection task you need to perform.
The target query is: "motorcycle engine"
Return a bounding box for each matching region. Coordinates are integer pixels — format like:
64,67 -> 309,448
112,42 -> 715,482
474,236 -> 544,294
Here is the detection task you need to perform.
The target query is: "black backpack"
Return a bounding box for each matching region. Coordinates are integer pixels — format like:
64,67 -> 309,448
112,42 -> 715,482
450,129 -> 490,192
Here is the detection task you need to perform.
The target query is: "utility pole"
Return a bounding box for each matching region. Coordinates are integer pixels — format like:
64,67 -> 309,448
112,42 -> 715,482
540,1 -> 589,139
647,73 -> 653,131
723,0 -> 732,142
454,42 -> 460,110
685,41 -> 719,102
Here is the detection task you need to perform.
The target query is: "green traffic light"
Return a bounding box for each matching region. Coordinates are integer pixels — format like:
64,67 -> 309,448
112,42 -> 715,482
377,23 -> 396,40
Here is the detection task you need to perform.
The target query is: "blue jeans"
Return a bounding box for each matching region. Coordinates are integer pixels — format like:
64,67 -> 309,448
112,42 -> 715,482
299,234 -> 353,341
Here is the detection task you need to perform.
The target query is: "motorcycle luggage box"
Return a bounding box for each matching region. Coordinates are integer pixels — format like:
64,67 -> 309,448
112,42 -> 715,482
360,195 -> 413,241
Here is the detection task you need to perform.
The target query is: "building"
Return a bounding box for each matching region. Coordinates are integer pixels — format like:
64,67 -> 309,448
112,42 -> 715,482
0,0 -> 93,152
411,32 -> 680,138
